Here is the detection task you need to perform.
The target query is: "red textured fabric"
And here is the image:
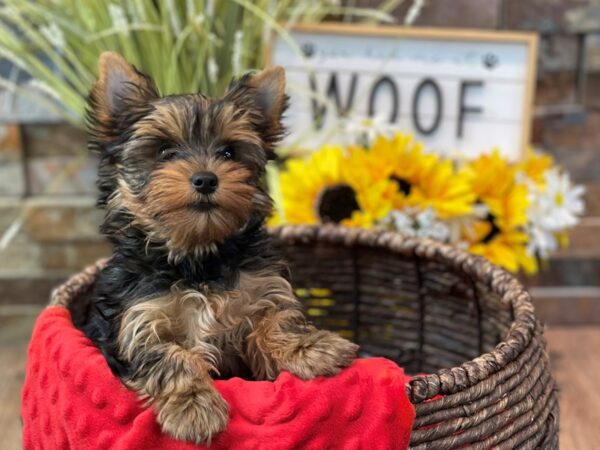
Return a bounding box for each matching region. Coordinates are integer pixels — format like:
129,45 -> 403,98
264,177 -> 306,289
22,306 -> 415,450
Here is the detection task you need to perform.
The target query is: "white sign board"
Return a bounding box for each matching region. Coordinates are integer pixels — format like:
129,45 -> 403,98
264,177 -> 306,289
268,24 -> 538,160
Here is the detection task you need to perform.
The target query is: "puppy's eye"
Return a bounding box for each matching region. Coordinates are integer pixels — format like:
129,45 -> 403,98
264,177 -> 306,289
158,144 -> 178,162
218,147 -> 236,161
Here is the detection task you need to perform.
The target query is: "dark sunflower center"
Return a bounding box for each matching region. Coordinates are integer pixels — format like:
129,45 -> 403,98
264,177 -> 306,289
391,176 -> 412,195
318,184 -> 360,223
481,212 -> 501,243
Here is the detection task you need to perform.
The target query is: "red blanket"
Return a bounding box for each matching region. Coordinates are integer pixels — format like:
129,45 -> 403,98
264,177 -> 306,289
22,307 -> 415,450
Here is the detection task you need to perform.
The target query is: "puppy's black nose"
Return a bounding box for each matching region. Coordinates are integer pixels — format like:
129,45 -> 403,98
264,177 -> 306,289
191,171 -> 218,194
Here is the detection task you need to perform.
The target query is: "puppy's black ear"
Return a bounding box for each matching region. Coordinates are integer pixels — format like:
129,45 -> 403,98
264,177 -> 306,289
87,52 -> 158,207
88,52 -> 158,142
227,66 -> 288,158
243,66 -> 287,127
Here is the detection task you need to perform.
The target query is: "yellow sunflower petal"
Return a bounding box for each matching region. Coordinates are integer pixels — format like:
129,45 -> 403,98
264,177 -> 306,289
279,143 -> 394,227
518,148 -> 554,187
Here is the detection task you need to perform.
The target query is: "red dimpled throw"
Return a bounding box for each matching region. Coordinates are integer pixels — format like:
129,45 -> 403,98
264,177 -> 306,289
22,306 -> 415,450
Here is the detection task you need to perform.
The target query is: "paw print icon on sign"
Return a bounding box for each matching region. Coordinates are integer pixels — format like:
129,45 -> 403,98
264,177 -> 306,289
482,53 -> 499,70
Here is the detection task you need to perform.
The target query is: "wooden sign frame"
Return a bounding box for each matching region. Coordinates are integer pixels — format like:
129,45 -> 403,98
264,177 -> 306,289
265,22 -> 539,160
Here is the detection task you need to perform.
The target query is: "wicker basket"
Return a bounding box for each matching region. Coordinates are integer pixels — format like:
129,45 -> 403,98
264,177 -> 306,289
271,225 -> 559,450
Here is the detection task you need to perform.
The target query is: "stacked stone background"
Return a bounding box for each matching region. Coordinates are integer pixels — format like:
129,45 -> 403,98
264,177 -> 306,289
0,124 -> 111,302
1,0 -> 599,323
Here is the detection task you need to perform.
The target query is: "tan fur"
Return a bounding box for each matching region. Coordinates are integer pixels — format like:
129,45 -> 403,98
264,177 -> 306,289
92,53 -> 354,444
145,158 -> 256,250
215,104 -> 264,147
243,66 -> 287,145
134,102 -> 192,141
91,52 -> 157,139
131,98 -> 263,149
123,340 -> 229,444
97,52 -> 146,87
246,66 -> 287,120
109,156 -> 261,259
118,271 -> 358,442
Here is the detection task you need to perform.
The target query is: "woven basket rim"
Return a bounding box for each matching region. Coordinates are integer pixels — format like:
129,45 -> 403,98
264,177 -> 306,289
49,224 -> 538,405
270,225 -> 538,403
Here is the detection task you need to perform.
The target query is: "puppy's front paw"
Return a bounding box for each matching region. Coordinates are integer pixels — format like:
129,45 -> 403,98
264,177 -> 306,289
157,388 -> 229,444
281,331 -> 358,380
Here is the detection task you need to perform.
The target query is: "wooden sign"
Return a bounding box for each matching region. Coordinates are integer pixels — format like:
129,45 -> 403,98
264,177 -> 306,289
267,23 -> 538,160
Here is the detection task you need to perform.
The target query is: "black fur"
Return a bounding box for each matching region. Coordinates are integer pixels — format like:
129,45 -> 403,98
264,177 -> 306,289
81,211 -> 282,378
79,62 -> 288,379
86,73 -> 158,207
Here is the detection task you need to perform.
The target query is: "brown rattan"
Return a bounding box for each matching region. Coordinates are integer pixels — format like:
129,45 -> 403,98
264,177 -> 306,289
50,224 -> 558,449
270,225 -> 558,450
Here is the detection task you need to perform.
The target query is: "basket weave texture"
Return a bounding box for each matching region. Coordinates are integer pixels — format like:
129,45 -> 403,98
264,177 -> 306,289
48,224 -> 558,449
271,225 -> 558,450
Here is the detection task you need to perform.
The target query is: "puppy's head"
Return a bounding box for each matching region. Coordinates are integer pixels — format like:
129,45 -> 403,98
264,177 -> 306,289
88,52 -> 286,256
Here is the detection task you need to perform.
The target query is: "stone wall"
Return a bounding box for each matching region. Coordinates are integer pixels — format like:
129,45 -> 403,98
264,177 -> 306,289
1,0 -> 599,322
0,124 -> 109,303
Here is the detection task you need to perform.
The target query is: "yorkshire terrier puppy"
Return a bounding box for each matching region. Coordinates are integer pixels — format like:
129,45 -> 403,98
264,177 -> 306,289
81,52 -> 358,444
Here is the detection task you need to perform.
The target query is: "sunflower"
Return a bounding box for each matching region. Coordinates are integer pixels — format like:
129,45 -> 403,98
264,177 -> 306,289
461,150 -> 536,272
484,183 -> 529,230
464,150 -> 516,200
272,128 -> 582,275
464,150 -> 530,230
468,225 -> 537,274
279,145 -> 394,227
517,149 -> 554,187
351,133 -> 475,219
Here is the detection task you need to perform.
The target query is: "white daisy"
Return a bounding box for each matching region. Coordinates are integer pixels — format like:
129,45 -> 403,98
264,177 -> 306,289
341,112 -> 395,147
526,168 -> 585,256
528,168 -> 585,231
527,225 -> 558,259
382,207 -> 450,242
